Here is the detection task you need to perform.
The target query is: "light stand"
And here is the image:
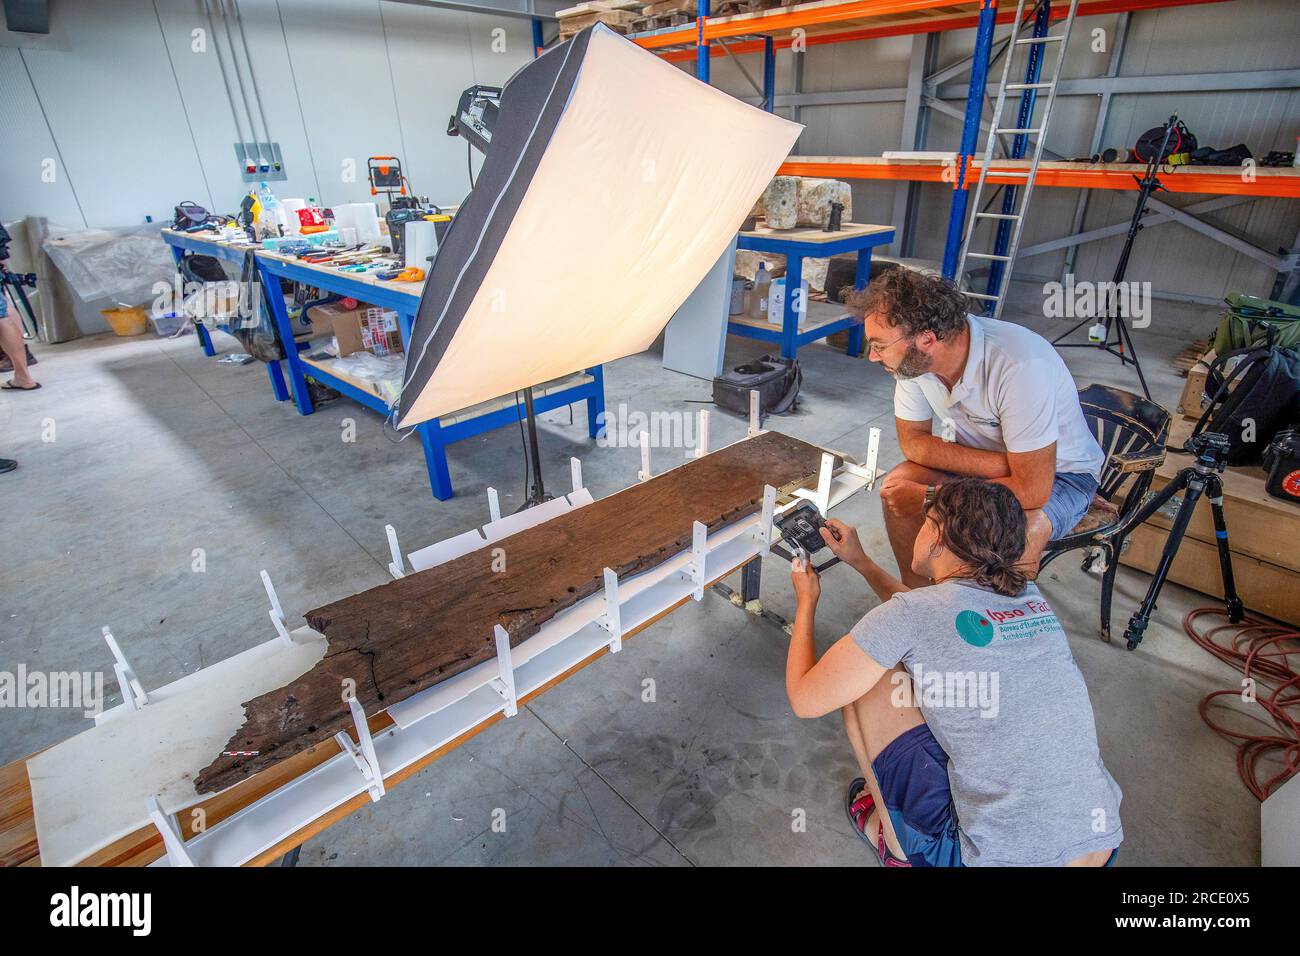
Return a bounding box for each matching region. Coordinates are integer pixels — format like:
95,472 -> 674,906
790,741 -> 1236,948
1052,113 -> 1180,401
520,386 -> 552,509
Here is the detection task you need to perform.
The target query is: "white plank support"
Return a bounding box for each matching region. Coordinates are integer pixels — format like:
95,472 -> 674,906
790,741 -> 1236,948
570,456 -> 583,495
864,426 -> 882,490
486,486 -> 502,523
688,521 -> 707,600
260,570 -> 297,647
334,697 -> 385,802
385,524 -> 405,579
753,484 -> 776,557
145,796 -> 195,867
490,624 -> 518,718
690,409 -> 710,458
747,389 -> 762,437
599,567 -> 623,653
103,626 -> 147,712
795,453 -> 836,516
637,430 -> 652,482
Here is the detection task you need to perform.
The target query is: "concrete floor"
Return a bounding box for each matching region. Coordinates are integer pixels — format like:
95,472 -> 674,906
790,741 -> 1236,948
0,285 -> 1263,866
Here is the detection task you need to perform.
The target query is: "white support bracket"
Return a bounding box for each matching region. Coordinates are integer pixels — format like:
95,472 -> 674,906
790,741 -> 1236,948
570,456 -> 583,495
261,570 -> 297,647
385,524 -> 406,579
489,624 -> 518,718
864,426 -> 882,490
685,520 -> 708,600
333,696 -> 385,802
486,486 -> 502,523
690,409 -> 711,459
637,430 -> 652,483
145,796 -> 195,867
747,389 -> 763,437
599,567 -> 623,653
103,626 -> 147,712
751,484 -> 777,557
795,452 -> 836,516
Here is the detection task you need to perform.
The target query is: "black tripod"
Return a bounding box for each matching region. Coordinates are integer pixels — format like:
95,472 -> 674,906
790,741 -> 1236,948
1053,113 -> 1181,401
1119,431 -> 1243,651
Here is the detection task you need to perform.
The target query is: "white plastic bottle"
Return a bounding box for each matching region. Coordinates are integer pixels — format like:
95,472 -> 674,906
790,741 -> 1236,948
749,262 -> 771,320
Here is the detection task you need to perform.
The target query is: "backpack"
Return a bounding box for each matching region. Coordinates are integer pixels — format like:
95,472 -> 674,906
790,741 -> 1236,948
1212,293 -> 1300,354
1190,339 -> 1300,466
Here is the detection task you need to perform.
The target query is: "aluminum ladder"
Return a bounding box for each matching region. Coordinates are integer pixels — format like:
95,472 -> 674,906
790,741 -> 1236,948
956,0 -> 1080,319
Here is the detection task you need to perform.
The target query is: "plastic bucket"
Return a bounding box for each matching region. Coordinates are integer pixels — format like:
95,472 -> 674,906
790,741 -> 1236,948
101,305 -> 149,337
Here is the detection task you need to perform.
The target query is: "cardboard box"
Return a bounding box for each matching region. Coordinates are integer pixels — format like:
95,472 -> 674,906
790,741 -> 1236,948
1177,349 -> 1215,419
305,300 -> 362,339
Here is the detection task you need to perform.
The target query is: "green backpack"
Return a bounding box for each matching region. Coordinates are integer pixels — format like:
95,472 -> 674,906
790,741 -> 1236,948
1213,293 -> 1300,354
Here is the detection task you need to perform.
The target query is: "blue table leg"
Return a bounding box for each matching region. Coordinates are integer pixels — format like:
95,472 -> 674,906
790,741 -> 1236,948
849,248 -> 874,358
781,255 -> 803,360
195,321 -> 217,357
418,420 -> 454,501
586,364 -> 606,439
266,360 -> 290,402
256,260 -> 314,415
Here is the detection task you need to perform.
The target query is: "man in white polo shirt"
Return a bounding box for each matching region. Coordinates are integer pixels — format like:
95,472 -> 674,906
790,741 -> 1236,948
845,268 -> 1104,588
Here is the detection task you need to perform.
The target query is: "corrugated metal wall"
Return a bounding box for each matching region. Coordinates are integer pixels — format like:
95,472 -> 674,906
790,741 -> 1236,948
0,0 -> 535,229
703,0 -> 1300,300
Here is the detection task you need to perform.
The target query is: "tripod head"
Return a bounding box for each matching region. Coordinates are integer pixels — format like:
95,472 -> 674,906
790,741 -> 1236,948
1187,431 -> 1231,474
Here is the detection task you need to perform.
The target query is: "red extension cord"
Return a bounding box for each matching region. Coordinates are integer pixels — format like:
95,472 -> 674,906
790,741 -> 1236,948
1183,608 -> 1300,800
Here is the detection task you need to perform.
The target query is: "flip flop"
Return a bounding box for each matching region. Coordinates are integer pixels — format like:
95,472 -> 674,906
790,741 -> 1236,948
0,459 -> 15,474
1,381 -> 41,391
845,778 -> 911,867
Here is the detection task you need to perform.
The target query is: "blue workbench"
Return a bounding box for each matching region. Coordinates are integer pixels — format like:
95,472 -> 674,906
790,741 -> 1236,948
254,250 -> 604,501
731,222 -> 895,359
162,229 -> 292,402
161,229 -> 605,500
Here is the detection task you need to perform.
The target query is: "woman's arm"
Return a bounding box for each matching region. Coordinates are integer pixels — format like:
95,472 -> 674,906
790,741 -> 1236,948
787,558 -> 890,719
819,519 -> 910,601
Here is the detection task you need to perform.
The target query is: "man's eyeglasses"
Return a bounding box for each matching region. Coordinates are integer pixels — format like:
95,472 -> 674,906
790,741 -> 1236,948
867,333 -> 909,356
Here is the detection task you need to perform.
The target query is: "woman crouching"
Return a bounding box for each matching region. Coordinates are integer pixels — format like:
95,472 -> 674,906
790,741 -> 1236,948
786,477 -> 1122,866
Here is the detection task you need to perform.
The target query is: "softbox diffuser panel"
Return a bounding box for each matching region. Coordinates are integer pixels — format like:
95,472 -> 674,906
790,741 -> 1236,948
397,24 -> 802,428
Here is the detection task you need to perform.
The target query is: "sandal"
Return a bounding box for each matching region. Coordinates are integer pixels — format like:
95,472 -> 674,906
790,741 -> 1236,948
1,381 -> 40,391
845,778 -> 911,867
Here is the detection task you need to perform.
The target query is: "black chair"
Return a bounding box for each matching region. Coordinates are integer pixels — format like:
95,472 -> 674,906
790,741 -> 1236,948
1039,385 -> 1171,642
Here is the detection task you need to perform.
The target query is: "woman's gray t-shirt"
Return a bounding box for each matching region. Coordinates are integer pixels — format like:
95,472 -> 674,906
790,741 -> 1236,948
850,579 -> 1123,866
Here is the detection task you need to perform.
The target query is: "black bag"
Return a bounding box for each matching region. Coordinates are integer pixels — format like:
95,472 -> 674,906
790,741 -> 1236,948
229,250 -> 286,363
1190,339 -> 1300,466
177,253 -> 227,285
713,354 -> 802,417
1134,120 -> 1197,166
173,201 -> 211,230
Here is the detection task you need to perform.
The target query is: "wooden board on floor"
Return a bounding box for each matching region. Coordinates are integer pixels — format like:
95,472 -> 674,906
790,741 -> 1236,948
196,431 -> 828,793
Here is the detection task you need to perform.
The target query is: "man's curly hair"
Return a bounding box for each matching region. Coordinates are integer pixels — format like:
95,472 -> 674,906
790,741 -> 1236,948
843,267 -> 971,341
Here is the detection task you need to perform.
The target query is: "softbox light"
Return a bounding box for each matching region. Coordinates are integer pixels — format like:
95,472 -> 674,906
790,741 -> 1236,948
396,23 -> 802,428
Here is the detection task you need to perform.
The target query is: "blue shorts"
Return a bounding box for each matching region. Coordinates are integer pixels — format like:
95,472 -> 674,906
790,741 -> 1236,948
872,722 -> 1119,867
872,723 -> 963,867
1042,471 -> 1099,541
0,292 -> 8,318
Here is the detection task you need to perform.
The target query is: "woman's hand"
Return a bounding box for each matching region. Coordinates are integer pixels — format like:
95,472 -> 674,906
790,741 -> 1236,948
820,518 -> 866,568
791,555 -> 821,606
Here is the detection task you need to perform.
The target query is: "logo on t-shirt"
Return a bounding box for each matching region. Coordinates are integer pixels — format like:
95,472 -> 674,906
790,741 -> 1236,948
955,598 -> 1058,646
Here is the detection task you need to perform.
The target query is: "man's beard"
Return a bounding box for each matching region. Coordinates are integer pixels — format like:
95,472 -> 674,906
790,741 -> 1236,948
886,344 -> 932,379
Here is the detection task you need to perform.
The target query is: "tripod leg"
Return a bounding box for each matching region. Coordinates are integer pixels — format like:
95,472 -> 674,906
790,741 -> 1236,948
1051,311 -> 1097,346
1123,473 -> 1204,650
1206,478 -> 1244,624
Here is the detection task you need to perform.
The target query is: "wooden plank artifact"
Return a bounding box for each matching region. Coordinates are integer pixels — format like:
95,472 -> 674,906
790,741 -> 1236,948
196,432 -> 827,793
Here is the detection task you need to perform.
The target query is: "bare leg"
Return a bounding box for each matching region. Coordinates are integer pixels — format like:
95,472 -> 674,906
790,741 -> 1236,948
0,313 -> 36,389
880,461 -> 950,589
1018,509 -> 1053,580
841,665 -> 926,861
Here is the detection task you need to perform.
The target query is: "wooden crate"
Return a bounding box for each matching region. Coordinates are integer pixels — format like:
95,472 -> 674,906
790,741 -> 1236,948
1176,349 -> 1215,419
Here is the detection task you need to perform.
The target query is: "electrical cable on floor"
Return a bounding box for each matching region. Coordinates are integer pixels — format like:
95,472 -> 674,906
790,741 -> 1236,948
1183,608 -> 1300,800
